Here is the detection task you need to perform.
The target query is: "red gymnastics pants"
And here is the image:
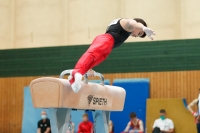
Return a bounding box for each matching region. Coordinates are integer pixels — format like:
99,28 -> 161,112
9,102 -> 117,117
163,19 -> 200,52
69,33 -> 114,84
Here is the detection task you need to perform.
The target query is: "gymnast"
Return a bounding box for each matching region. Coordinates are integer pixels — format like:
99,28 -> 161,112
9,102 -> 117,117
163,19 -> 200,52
187,89 -> 200,133
68,18 -> 156,92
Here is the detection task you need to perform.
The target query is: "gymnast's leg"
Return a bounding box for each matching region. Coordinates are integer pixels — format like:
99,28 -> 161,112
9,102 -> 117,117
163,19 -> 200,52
69,33 -> 114,92
197,122 -> 200,133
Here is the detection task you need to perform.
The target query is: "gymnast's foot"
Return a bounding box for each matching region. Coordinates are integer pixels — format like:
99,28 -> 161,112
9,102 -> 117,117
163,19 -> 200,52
71,73 -> 82,93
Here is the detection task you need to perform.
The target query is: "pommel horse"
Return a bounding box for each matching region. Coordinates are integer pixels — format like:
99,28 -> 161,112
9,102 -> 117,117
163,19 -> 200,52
30,70 -> 126,133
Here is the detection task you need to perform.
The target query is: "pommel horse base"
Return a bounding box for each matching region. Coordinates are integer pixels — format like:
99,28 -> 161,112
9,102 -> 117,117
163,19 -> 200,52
30,70 -> 126,133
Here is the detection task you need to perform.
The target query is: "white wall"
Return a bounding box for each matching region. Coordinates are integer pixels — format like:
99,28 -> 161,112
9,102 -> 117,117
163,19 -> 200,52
0,0 -> 200,49
181,0 -> 200,38
14,0 -> 66,48
0,0 -> 14,49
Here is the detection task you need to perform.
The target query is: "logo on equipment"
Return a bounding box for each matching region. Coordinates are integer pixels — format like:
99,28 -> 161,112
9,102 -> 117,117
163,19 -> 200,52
87,95 -> 107,105
87,95 -> 94,104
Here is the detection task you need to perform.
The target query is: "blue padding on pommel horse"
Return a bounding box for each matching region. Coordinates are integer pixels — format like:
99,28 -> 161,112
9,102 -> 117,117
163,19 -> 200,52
22,87 -> 49,133
111,78 -> 150,133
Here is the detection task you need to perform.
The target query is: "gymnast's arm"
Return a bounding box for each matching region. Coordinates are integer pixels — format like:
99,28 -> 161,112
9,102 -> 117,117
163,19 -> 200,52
187,99 -> 198,113
120,19 -> 145,32
124,122 -> 131,132
44,127 -> 51,133
108,120 -> 113,132
121,19 -> 155,40
138,120 -> 144,132
37,128 -> 41,133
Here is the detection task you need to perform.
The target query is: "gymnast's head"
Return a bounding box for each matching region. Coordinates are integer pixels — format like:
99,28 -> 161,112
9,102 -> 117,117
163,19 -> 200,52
129,112 -> 137,122
131,18 -> 147,38
82,113 -> 89,122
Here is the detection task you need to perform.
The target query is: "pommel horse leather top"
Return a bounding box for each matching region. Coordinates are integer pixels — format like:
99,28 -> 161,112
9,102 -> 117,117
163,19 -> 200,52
30,77 -> 126,111
30,70 -> 126,133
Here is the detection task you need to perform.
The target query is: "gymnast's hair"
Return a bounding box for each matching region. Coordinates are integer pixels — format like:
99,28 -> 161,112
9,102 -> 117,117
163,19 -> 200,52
134,18 -> 147,38
130,112 -> 137,118
82,113 -> 89,117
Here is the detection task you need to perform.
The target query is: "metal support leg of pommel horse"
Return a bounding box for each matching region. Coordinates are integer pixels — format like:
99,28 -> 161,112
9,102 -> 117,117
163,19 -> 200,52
49,108 -> 72,133
92,110 -> 110,133
49,108 -> 110,133
47,70 -> 109,133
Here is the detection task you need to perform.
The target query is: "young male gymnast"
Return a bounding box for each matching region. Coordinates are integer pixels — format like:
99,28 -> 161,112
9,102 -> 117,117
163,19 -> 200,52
68,18 -> 156,92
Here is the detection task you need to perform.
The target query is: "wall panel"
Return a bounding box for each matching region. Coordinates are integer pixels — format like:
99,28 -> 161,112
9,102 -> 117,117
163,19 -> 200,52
1,39 -> 200,77
0,76 -> 39,133
104,71 -> 200,101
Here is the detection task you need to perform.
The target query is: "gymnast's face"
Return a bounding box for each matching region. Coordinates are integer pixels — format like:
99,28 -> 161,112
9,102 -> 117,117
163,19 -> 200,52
131,117 -> 137,122
82,116 -> 88,122
131,28 -> 144,38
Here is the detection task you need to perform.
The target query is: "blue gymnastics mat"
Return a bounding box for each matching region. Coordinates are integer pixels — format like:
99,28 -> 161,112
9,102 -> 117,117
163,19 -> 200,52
111,78 -> 150,133
22,87 -> 49,133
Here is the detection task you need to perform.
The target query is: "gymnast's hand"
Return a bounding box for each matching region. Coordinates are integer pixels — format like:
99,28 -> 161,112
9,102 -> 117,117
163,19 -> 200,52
192,112 -> 198,117
87,69 -> 95,77
143,27 -> 156,40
